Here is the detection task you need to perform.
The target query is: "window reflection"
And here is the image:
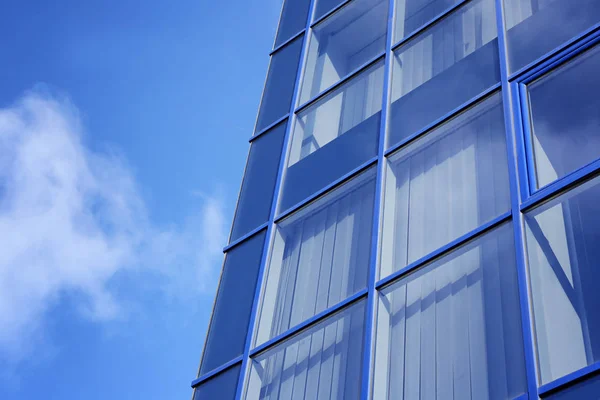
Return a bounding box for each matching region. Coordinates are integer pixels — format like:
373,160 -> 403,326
394,0 -> 463,42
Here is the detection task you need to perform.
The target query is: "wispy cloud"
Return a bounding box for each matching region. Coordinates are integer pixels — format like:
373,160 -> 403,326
0,91 -> 227,361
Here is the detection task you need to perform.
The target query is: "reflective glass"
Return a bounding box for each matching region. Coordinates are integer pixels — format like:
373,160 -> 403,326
256,169 -> 376,345
545,373 -> 600,400
504,0 -> 600,72
314,0 -> 347,21
300,0 -> 388,104
394,0 -> 463,42
525,175 -> 600,384
281,62 -> 383,211
231,122 -> 286,241
380,93 -> 510,278
374,224 -> 526,400
194,365 -> 240,400
388,0 -> 499,148
256,36 -> 304,133
200,231 -> 266,374
527,44 -> 600,189
275,0 -> 311,48
246,301 -> 366,400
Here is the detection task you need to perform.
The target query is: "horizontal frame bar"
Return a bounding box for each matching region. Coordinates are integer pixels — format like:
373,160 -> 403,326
249,288 -> 368,357
376,211 -> 512,289
270,29 -> 306,56
310,0 -> 352,28
223,223 -> 269,253
191,356 -> 243,388
539,361 -> 600,397
250,114 -> 289,142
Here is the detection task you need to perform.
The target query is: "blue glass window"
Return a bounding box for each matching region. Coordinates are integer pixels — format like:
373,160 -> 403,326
246,301 -> 366,400
281,62 -> 383,212
300,0 -> 388,105
381,93 -> 510,277
274,0 -> 311,48
231,122 -> 286,241
314,0 -> 346,21
545,373 -> 600,400
525,175 -> 600,384
504,0 -> 600,72
256,36 -> 304,133
388,0 -> 499,148
200,231 -> 266,374
194,365 -> 240,400
526,43 -> 600,189
256,169 -> 376,345
374,224 -> 526,399
394,0 -> 463,42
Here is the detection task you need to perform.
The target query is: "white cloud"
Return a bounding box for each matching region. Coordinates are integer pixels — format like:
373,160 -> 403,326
0,91 -> 227,360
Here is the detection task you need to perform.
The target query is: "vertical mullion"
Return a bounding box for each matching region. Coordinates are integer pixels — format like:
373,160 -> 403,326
360,0 -> 396,398
234,0 -> 318,398
494,0 -> 539,398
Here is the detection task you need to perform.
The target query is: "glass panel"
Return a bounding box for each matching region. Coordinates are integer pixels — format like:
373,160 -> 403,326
256,169 -> 376,345
281,62 -> 383,211
525,175 -> 600,384
394,0 -> 463,42
388,0 -> 499,148
194,365 -> 240,400
545,373 -> 600,400
314,0 -> 347,21
246,301 -> 366,400
300,0 -> 388,105
527,44 -> 600,189
380,93 -> 510,278
200,231 -> 266,374
256,36 -> 304,133
275,0 -> 311,48
374,224 -> 526,399
504,0 -> 600,72
231,122 -> 286,241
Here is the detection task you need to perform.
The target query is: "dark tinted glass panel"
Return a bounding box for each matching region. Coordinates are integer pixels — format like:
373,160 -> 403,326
231,122 -> 286,241
314,0 -> 346,21
275,0 -> 311,48
300,0 -> 388,104
281,62 -> 383,212
256,36 -> 304,133
546,373 -> 600,400
200,231 -> 266,374
525,176 -> 600,384
394,0 -> 463,42
528,44 -> 600,189
388,0 -> 500,148
504,0 -> 600,72
194,365 -> 240,400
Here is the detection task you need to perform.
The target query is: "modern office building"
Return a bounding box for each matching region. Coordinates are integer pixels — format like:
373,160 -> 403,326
191,0 -> 600,398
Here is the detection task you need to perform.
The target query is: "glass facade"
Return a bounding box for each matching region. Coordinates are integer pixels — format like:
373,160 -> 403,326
193,0 -> 600,398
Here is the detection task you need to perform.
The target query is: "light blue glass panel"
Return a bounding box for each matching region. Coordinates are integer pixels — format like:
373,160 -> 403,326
257,169 -> 375,345
525,175 -> 600,384
504,0 -> 600,72
527,43 -> 600,189
374,224 -> 526,399
246,301 -> 366,400
381,94 -> 510,277
275,0 -> 311,48
394,0 -> 463,42
194,365 -> 240,400
299,0 -> 388,105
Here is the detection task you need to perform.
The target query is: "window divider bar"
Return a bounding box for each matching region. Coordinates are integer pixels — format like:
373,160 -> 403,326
249,114 -> 289,142
223,223 -> 269,253
248,289 -> 368,358
518,83 -> 537,194
375,211 -> 512,290
383,82 -> 501,157
191,356 -> 243,388
270,29 -> 307,56
538,361 -> 600,397
310,0 -> 352,28
294,52 -> 385,115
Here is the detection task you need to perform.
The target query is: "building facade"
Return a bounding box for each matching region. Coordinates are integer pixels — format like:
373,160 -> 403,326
192,0 -> 600,398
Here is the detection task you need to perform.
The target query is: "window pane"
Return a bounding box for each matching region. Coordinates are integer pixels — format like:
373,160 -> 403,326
256,36 -> 304,133
194,365 -> 240,400
545,373 -> 600,400
374,224 -> 526,399
381,93 -> 510,278
275,0 -> 311,48
231,122 -> 286,241
388,0 -> 499,148
256,169 -> 376,345
281,62 -> 383,211
527,44 -> 600,189
504,0 -> 600,72
314,0 -> 346,21
394,0 -> 463,42
525,175 -> 600,384
200,231 -> 266,374
246,301 -> 366,400
300,0 -> 388,105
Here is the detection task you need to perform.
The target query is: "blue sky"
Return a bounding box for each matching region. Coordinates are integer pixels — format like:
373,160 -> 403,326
0,0 -> 282,399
